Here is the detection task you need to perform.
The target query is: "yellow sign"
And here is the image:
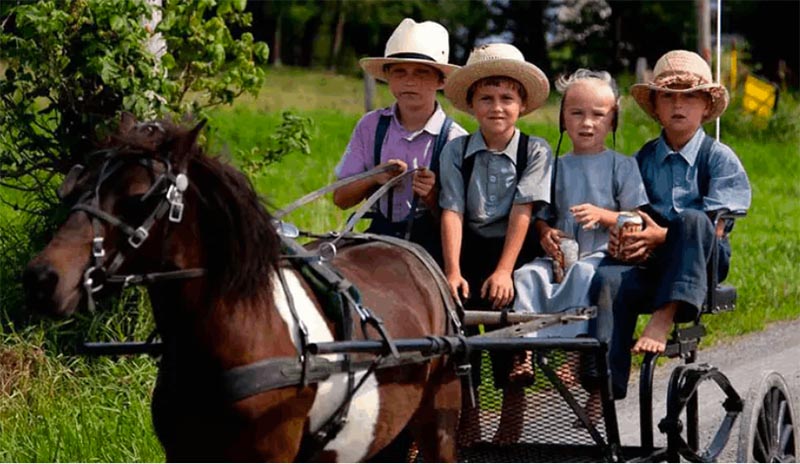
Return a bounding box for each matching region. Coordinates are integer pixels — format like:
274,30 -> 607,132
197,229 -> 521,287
742,75 -> 778,118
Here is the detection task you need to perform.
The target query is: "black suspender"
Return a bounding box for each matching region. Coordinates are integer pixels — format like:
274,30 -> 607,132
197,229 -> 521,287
460,132 -> 530,206
372,111 -> 454,222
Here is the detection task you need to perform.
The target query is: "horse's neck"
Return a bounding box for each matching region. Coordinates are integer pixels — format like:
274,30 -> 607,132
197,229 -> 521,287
148,269 -> 298,370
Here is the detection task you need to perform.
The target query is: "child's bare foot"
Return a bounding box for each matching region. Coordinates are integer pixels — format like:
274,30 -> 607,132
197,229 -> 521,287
632,303 -> 678,354
554,351 -> 580,387
508,351 -> 535,386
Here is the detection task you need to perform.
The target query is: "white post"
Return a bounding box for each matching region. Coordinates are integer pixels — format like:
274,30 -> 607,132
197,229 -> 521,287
715,0 -> 722,141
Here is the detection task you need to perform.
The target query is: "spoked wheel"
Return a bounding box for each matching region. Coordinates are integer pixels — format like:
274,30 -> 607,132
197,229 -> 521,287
737,371 -> 799,462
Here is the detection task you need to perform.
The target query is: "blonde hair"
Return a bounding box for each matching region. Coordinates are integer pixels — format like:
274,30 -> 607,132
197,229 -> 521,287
555,68 -> 619,102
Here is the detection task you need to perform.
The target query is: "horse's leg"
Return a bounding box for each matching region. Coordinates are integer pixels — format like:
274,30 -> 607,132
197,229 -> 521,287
408,362 -> 462,462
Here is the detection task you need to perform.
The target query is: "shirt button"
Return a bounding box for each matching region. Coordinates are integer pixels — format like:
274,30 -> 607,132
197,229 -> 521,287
489,195 -> 497,201
489,175 -> 497,182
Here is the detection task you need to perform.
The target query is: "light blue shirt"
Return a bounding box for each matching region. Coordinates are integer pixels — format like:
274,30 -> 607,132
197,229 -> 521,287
439,129 -> 553,238
636,128 -> 751,222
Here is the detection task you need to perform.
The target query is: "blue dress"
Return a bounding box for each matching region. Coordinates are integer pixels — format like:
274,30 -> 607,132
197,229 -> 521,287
513,149 -> 648,337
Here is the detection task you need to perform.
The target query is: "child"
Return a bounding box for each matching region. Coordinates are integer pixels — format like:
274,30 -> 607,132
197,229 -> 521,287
593,50 -> 752,399
333,18 -> 467,264
514,69 -> 648,333
439,43 -> 552,443
512,69 -> 649,426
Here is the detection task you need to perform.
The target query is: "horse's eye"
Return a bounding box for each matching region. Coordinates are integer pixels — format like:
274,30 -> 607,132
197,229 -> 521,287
118,194 -> 146,212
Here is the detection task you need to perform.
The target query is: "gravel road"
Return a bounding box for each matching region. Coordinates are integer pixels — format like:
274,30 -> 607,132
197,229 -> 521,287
615,317 -> 800,461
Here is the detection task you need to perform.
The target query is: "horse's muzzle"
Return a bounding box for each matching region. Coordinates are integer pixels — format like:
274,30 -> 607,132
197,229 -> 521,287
23,262 -> 63,314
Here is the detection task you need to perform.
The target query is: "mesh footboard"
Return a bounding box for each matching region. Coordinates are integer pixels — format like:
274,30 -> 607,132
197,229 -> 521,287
456,348 -> 610,463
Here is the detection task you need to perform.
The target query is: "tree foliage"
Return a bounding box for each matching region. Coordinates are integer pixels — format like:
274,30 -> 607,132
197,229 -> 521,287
0,0 -> 270,212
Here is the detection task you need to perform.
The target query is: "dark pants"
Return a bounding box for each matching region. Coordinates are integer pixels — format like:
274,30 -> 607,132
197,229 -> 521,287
460,226 -> 543,388
366,212 -> 443,266
589,209 -> 731,399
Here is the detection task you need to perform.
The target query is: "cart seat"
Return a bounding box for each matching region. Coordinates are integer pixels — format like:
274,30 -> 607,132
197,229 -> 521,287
701,283 -> 737,314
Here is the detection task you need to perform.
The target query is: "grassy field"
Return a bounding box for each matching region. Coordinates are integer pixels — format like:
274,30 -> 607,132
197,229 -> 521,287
0,67 -> 798,461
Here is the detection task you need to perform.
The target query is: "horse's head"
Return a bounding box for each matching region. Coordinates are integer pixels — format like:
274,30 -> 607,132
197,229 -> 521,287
23,112 -> 280,317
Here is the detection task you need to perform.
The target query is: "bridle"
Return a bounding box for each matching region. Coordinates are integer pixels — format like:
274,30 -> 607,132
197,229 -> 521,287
65,123 -> 205,311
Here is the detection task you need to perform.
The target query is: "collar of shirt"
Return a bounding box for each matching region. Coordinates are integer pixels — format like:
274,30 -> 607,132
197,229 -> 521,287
385,102 -> 446,142
655,127 -> 706,166
464,128 -> 521,164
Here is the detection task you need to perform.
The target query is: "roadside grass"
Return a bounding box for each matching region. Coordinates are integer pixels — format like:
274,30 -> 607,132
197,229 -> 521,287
0,67 -> 797,461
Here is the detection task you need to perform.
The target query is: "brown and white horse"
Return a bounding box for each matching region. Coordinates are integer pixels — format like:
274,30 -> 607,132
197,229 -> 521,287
23,114 -> 461,461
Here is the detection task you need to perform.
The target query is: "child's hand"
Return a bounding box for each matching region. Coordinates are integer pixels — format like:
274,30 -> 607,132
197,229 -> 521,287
412,167 -> 436,203
570,203 -> 610,230
620,211 -> 666,262
481,271 -> 514,309
540,226 -> 565,259
446,272 -> 470,302
374,159 -> 408,185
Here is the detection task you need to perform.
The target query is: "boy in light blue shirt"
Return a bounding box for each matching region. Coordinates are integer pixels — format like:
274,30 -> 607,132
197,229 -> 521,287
592,50 -> 751,398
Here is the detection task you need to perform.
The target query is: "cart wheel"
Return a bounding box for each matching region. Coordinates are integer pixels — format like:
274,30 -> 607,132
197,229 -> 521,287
737,371 -> 799,462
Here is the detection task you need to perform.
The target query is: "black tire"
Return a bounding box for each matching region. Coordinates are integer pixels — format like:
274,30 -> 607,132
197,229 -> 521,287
737,371 -> 799,462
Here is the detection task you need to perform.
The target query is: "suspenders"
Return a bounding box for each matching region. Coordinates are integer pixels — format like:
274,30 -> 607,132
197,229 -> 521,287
372,112 -> 454,222
459,132 -> 530,214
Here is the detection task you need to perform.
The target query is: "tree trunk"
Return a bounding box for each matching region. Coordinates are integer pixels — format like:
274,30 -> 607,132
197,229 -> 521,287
696,0 -> 711,62
273,10 -> 283,67
328,1 -> 346,71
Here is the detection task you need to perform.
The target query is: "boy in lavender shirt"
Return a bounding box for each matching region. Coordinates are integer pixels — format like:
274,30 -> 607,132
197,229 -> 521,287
333,18 -> 466,264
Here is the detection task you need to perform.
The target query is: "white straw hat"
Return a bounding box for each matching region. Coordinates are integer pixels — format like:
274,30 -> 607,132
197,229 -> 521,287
444,43 -> 550,116
631,50 -> 729,124
359,18 -> 459,82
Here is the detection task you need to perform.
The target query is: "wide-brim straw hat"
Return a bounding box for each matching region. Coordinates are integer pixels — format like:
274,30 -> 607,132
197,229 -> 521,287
360,18 -> 459,82
444,43 -> 550,116
631,50 -> 729,124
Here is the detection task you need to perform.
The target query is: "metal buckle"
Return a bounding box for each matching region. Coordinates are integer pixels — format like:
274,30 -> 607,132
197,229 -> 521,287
128,227 -> 149,248
169,201 -> 184,223
167,184 -> 184,223
92,237 -> 105,258
83,266 -> 104,293
318,242 -> 337,261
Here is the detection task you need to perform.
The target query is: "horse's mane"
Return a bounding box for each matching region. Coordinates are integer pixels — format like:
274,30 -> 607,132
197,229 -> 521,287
109,118 -> 281,299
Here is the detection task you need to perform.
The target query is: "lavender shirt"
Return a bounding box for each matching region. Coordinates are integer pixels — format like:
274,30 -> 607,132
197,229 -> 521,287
335,103 -> 467,221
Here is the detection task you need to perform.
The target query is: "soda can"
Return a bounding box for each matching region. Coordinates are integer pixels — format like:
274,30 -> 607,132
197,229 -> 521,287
615,211 -> 643,259
552,237 -> 579,283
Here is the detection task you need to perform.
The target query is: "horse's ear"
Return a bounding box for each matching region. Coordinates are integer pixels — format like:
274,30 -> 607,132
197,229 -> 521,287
189,119 -> 207,142
119,112 -> 137,135
171,119 -> 207,169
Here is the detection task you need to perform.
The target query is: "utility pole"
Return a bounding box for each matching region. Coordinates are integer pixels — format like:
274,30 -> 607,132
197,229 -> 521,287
696,0 -> 712,63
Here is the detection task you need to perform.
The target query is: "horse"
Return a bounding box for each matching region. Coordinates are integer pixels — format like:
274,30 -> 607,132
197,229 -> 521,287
23,113 -> 462,462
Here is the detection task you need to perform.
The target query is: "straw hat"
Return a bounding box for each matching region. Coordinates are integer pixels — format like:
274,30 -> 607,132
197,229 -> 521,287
444,43 -> 550,116
631,50 -> 729,124
359,18 -> 459,82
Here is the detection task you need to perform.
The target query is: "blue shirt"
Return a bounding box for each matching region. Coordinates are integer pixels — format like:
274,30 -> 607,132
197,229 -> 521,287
636,128 -> 751,221
439,129 -> 553,238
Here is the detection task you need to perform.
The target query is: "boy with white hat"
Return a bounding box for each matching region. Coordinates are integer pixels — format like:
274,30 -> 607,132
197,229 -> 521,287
333,18 -> 467,264
592,50 -> 751,399
439,43 -> 553,442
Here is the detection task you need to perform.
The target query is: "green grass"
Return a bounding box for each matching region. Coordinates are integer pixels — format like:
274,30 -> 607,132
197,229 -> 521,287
0,67 -> 798,461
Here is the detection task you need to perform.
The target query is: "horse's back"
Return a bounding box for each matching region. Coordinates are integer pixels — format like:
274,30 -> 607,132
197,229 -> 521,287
331,240 -> 450,339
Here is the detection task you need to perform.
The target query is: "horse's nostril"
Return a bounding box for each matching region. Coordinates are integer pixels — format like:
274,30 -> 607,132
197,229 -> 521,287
23,263 -> 60,307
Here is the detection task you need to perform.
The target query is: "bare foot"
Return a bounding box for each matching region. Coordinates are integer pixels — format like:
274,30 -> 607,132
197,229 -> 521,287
554,351 -> 580,387
508,351 -> 535,386
632,303 -> 678,354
